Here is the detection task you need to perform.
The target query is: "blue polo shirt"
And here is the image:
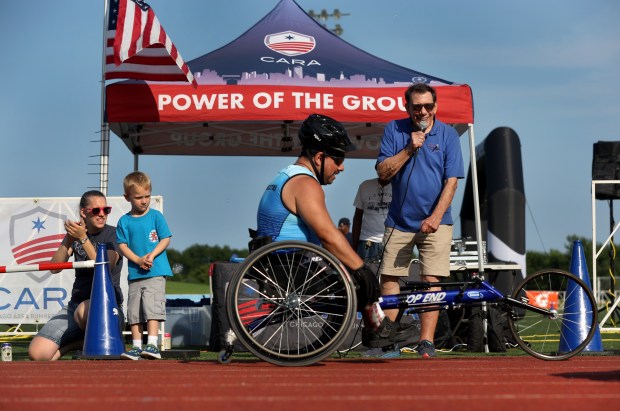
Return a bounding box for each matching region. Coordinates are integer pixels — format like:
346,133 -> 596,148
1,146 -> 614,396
377,117 -> 464,232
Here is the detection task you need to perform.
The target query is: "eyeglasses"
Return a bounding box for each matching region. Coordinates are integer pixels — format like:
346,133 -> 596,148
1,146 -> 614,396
409,103 -> 435,112
84,206 -> 112,216
324,154 -> 345,166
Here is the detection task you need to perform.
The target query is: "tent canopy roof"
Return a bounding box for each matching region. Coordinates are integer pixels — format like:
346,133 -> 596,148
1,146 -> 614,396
106,0 -> 473,158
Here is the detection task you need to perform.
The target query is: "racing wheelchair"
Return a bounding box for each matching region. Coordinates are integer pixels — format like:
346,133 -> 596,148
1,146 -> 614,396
220,241 -> 598,366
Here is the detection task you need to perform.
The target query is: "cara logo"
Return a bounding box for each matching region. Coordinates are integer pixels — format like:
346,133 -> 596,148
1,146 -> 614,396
9,206 -> 66,282
264,31 -> 316,56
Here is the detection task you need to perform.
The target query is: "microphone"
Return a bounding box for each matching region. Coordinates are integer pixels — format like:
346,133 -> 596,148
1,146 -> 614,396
418,120 -> 428,132
412,120 -> 428,156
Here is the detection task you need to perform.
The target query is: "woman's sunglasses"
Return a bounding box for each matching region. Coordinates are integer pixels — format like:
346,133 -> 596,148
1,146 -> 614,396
84,206 -> 112,216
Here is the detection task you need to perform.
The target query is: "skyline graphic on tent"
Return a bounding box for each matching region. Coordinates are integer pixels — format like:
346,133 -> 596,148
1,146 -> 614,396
105,0 -> 473,159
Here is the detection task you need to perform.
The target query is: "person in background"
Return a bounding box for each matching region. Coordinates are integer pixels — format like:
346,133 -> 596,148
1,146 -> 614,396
117,171 -> 173,360
29,191 -> 123,361
351,177 -> 392,263
337,217 -> 353,245
375,83 -> 464,358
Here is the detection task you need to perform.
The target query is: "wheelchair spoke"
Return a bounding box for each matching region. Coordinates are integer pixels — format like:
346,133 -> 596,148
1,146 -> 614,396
507,269 -> 597,360
226,241 -> 357,366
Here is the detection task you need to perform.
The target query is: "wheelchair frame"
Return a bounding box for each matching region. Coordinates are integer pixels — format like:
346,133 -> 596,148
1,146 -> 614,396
221,241 -> 598,366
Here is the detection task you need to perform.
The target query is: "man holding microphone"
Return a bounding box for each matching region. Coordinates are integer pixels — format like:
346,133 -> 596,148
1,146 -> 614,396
370,83 -> 465,358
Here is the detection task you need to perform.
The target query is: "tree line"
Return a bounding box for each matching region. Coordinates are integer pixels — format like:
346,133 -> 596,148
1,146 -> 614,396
527,235 -> 611,278
166,235 -> 620,290
167,244 -> 249,284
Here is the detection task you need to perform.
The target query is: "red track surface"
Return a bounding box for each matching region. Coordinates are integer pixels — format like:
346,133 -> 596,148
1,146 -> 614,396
2,356 -> 620,411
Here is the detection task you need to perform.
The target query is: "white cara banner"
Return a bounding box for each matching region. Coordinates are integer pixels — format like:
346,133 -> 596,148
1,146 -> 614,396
0,196 -> 164,325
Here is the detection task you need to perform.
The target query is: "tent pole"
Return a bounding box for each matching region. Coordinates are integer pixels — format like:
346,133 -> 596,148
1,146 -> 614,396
467,123 -> 488,352
467,123 -> 485,274
134,154 -> 139,171
99,0 -> 110,196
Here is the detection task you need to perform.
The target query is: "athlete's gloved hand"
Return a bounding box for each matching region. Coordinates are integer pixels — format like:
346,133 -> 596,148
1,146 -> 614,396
351,264 -> 381,310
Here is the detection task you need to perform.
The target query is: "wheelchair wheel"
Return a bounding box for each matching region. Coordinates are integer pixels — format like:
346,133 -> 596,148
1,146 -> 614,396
225,241 -> 357,366
507,269 -> 598,360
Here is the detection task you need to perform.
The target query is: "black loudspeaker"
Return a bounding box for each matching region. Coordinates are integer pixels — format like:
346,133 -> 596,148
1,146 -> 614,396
592,141 -> 620,200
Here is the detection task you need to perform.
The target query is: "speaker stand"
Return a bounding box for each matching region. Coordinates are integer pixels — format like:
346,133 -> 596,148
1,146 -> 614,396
610,200 -> 616,295
599,199 -> 620,328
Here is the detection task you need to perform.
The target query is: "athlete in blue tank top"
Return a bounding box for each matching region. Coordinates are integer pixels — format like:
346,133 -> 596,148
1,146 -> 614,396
257,164 -> 320,245
250,114 -> 407,350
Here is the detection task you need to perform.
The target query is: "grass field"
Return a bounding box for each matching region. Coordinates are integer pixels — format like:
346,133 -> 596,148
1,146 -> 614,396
166,279 -> 210,295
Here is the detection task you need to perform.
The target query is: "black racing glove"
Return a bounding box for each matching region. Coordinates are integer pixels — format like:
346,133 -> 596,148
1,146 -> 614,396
351,264 -> 381,310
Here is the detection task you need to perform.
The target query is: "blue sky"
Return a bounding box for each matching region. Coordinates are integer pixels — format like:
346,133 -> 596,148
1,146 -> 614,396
1,0 -> 619,254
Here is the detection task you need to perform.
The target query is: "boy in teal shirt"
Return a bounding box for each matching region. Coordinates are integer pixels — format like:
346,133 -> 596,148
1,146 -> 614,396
117,171 -> 173,360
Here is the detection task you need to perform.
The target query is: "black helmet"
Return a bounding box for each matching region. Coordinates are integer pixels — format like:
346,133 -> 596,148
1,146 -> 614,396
298,114 -> 356,157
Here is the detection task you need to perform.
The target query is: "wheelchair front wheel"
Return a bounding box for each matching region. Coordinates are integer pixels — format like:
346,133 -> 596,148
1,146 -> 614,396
508,269 -> 598,360
225,241 -> 358,366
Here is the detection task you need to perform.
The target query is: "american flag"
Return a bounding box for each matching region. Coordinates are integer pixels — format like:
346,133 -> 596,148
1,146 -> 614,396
105,0 -> 196,86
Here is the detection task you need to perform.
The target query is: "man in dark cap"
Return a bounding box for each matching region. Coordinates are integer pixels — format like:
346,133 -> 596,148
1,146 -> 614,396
337,217 -> 353,245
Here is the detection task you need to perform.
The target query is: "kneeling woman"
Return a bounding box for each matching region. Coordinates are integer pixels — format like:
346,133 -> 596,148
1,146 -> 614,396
28,190 -> 124,361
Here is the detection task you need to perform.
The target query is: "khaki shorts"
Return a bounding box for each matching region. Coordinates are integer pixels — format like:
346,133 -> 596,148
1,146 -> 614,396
126,276 -> 167,325
379,225 -> 453,278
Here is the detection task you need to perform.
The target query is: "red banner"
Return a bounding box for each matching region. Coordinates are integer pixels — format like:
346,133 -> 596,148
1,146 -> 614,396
107,83 -> 473,124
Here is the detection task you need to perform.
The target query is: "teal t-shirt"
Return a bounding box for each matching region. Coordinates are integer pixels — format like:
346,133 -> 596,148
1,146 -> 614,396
116,208 -> 173,281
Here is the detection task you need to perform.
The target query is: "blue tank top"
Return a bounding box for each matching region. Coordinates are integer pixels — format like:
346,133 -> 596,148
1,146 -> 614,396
257,165 -> 320,245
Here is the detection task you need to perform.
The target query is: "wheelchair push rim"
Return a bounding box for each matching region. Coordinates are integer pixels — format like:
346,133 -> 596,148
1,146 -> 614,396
226,241 -> 358,366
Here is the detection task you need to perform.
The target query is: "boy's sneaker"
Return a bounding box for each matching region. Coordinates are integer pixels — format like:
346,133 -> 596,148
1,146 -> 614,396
140,344 -> 161,359
362,317 -> 416,348
120,346 -> 142,360
416,340 -> 436,358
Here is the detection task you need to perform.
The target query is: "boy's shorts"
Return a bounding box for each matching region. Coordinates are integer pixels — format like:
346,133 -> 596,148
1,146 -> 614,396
37,300 -> 125,347
379,225 -> 453,277
127,276 -> 167,325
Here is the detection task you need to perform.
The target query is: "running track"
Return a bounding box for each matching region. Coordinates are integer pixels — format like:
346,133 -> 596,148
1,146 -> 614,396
1,356 -> 619,411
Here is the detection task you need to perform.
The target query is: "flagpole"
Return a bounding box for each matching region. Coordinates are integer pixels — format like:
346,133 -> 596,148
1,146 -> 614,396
99,0 -> 111,196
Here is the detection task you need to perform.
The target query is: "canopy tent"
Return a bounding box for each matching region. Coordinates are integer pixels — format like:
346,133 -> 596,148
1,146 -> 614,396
104,0 -> 484,268
106,0 -> 473,158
